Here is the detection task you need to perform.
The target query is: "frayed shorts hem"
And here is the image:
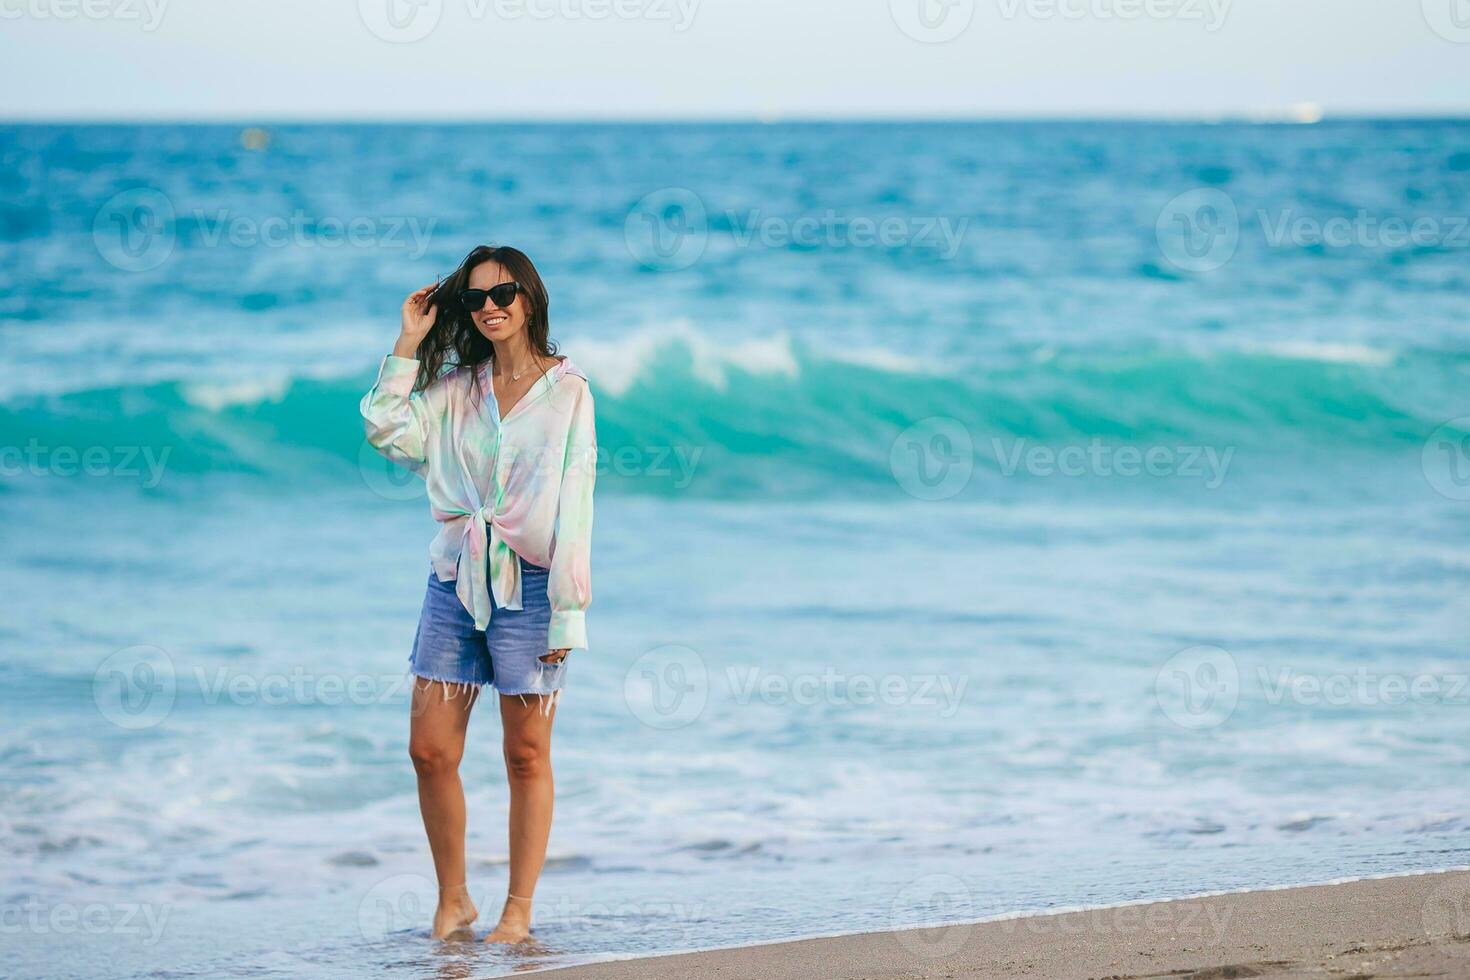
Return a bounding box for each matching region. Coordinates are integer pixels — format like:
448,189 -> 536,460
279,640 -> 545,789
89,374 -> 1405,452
409,671 -> 565,715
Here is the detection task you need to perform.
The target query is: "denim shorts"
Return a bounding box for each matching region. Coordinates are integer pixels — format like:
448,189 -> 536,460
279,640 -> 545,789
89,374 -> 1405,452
409,555 -> 567,699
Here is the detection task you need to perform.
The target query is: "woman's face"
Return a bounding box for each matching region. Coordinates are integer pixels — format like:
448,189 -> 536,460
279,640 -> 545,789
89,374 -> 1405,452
466,261 -> 529,345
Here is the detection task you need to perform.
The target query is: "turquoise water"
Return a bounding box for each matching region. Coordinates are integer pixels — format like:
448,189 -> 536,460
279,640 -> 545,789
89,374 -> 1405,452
2,121 -> 1469,978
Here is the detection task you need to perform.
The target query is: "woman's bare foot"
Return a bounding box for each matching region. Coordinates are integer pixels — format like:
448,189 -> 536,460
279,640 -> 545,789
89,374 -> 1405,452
431,883 -> 478,939
483,894 -> 534,944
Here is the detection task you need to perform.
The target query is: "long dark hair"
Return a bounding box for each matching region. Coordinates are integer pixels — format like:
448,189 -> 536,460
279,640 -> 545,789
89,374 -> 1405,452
412,245 -> 557,395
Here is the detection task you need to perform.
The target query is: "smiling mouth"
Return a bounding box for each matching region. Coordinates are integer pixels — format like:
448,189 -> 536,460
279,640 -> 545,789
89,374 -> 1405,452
480,314 -> 509,328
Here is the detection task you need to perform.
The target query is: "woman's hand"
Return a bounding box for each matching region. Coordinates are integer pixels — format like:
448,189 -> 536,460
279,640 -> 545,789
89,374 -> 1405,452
541,649 -> 570,665
395,283 -> 438,357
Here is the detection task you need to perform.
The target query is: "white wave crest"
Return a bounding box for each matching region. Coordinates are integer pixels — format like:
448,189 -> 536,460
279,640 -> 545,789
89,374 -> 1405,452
181,378 -> 292,411
561,319 -> 799,396
1257,341 -> 1396,367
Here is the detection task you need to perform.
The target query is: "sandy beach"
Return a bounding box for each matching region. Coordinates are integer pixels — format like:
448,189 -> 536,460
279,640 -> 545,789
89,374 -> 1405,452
10,111 -> 1470,979
538,870 -> 1470,980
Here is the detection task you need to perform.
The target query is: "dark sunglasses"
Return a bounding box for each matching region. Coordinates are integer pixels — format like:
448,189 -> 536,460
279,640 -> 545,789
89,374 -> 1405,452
456,281 -> 522,312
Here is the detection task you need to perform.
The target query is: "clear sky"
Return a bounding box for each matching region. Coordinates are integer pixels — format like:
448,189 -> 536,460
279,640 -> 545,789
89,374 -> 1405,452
2,0 -> 1465,120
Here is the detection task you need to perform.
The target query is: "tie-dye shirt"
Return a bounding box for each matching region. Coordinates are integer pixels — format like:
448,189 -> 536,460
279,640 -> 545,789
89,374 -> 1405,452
361,354 -> 596,650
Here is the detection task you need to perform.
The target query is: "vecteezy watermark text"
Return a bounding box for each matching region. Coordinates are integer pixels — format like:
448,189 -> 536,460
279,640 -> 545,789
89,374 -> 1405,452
190,666 -> 416,708
190,210 -> 437,258
93,188 -> 438,272
0,0 -> 168,30
359,441 -> 701,502
1156,643 -> 1470,731
889,418 -> 1238,501
0,899 -> 171,945
625,188 -> 970,271
478,0 -> 698,27
358,0 -> 700,43
996,900 -> 1233,945
992,437 -> 1235,489
1157,188 -> 1470,273
1258,210 -> 1470,251
726,210 -> 969,259
1,441 -> 171,488
1259,667 -> 1470,707
726,666 -> 969,718
996,0 -> 1230,30
891,0 -> 1230,44
93,645 -> 424,730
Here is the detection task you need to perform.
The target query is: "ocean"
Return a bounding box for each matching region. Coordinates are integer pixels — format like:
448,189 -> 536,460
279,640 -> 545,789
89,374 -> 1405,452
2,119 -> 1468,978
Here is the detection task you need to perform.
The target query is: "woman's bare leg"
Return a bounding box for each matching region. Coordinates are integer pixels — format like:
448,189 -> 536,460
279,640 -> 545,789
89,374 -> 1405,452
409,680 -> 480,938
484,692 -> 557,943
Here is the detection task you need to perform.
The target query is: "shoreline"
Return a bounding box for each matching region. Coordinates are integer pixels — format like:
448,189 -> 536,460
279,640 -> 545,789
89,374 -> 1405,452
536,868 -> 1470,979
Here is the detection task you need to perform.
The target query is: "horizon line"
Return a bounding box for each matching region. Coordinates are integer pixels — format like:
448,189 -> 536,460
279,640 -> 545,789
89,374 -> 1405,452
4,108 -> 1470,126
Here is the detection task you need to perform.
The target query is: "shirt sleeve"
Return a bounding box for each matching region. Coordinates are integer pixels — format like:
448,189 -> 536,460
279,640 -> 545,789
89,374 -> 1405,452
360,355 -> 438,472
548,381 -> 596,650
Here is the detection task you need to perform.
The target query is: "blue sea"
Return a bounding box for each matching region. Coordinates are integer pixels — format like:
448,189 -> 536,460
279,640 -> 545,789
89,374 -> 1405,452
2,120 -> 1469,979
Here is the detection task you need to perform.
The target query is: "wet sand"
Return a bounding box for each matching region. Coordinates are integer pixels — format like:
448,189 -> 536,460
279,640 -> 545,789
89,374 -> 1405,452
538,869 -> 1470,979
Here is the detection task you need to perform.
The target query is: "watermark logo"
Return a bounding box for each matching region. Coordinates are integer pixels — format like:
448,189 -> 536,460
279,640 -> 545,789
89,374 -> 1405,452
479,0 -> 700,29
596,443 -> 703,490
191,666 -> 416,708
1421,0 -> 1470,43
93,188 -> 176,272
890,416 -> 974,501
95,191 -> 436,270
1258,210 -> 1469,251
0,440 -> 171,487
1160,190 -> 1468,273
890,0 -> 976,43
996,900 -> 1232,945
359,0 -> 443,42
891,421 -> 1235,497
626,191 -> 968,270
0,899 -> 172,945
357,438 -> 428,502
1422,417 -> 1470,501
995,0 -> 1231,31
1155,644 -> 1239,730
361,440 -> 702,498
727,210 -> 968,258
624,644 -> 708,729
358,874 -> 433,940
0,0 -> 169,30
1422,875 -> 1470,957
1257,667 -> 1469,707
1156,188 -> 1239,273
992,437 -> 1234,488
189,209 -> 437,257
93,645 -> 176,730
890,873 -> 975,958
535,894 -> 708,940
726,667 -> 969,717
359,0 -> 700,40
625,188 -> 709,271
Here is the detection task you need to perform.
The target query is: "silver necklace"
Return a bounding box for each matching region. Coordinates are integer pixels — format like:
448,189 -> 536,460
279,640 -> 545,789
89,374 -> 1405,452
501,359 -> 536,382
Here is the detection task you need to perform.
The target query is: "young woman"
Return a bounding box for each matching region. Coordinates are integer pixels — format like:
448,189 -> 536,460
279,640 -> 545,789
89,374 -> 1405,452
360,245 -> 595,943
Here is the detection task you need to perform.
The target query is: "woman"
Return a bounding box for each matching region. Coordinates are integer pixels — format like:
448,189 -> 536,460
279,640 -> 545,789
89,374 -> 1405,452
360,244 -> 595,943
